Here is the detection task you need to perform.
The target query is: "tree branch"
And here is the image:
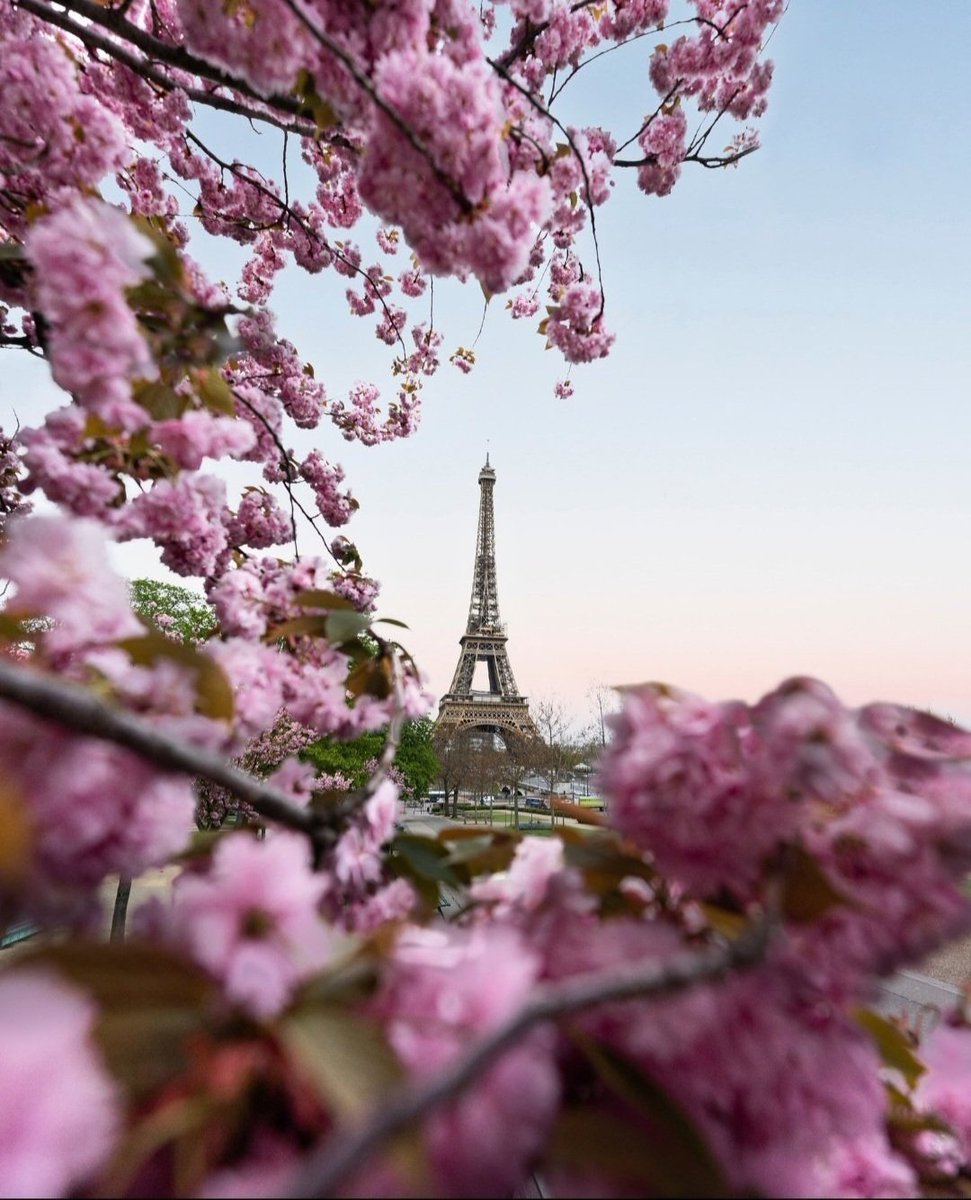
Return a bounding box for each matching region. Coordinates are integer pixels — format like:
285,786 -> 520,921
614,144 -> 758,170
0,657 -> 317,836
18,0 -> 317,135
285,907 -> 775,1197
15,0 -> 316,137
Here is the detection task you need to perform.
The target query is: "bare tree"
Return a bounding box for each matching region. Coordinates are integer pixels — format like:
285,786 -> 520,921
586,682 -> 620,750
493,733 -> 545,830
432,727 -> 491,819
531,696 -> 578,825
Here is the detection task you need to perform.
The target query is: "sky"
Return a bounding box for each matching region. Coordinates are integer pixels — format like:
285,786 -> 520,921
4,1 -> 971,735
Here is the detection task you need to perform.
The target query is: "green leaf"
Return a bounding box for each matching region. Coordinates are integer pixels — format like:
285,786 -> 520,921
117,633 -> 234,722
442,831 -> 519,877
136,220 -> 185,288
133,380 -> 189,421
567,1036 -> 731,1198
558,826 -> 656,901
281,1005 -> 428,1189
196,367 -> 236,415
172,827 -> 235,864
293,589 -> 357,611
374,616 -> 410,630
700,902 -> 748,939
324,609 -> 372,645
293,951 -> 381,1008
543,1106 -> 727,1199
0,613 -> 30,641
781,844 -> 851,922
460,843 -> 520,876
346,655 -> 393,700
0,778 -> 31,886
855,1007 -> 926,1089
392,834 -> 464,888
280,1007 -> 402,1120
293,69 -> 340,131
389,832 -> 466,908
265,613 -> 331,642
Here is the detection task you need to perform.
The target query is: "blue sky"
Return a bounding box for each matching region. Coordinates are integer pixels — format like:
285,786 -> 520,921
4,1 -> 971,734
329,1 -> 971,731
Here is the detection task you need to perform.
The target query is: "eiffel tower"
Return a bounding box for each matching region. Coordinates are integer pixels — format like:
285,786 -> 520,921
436,456 -> 538,746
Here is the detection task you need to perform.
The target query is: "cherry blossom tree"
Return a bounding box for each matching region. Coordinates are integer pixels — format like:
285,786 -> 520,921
5,1 -> 971,1197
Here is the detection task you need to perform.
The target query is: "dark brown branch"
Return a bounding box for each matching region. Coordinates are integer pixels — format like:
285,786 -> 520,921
286,908 -> 775,1197
25,0 -> 317,126
0,657 -> 316,836
0,335 -> 43,356
16,0 -> 317,136
614,144 -> 758,170
228,384 -> 312,560
614,82 -> 682,157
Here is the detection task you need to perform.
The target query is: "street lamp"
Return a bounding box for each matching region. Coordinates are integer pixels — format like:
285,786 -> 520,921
575,762 -> 589,804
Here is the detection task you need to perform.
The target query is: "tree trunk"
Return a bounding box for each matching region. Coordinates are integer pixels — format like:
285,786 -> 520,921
110,874 -> 133,942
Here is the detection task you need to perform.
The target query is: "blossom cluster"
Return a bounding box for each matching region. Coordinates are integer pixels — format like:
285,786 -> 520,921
11,673 -> 971,1197
15,3 -> 971,1200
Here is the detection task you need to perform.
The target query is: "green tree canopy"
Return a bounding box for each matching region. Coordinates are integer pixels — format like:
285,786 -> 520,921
130,579 -> 218,644
301,717 -> 440,799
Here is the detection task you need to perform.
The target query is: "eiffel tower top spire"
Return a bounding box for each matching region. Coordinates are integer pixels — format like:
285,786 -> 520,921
467,455 -> 500,632
436,459 -> 537,745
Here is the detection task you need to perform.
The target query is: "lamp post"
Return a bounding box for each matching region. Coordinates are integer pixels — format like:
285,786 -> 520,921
575,762 -> 589,800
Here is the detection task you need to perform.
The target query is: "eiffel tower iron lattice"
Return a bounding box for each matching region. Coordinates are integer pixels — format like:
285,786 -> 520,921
436,456 -> 538,746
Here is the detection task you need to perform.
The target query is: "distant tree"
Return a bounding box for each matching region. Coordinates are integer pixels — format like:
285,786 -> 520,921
432,726 -> 479,819
587,682 -> 621,750
390,717 -> 440,801
195,713 -> 322,831
129,579 -> 217,644
493,733 -> 547,830
532,697 -> 576,817
302,717 -> 439,802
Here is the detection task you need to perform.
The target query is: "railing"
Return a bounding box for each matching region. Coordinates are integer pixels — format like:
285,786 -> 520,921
0,919 -> 38,949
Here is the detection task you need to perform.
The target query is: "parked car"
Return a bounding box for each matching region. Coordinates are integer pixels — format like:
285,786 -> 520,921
524,797 -> 548,810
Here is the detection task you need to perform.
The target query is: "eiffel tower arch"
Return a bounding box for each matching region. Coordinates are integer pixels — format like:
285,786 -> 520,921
436,457 -> 538,748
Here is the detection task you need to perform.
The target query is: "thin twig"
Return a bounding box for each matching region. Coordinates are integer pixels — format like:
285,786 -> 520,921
488,58 -> 607,323
285,907 -> 775,1197
279,0 -> 472,215
182,130 -> 411,364
614,144 -> 758,170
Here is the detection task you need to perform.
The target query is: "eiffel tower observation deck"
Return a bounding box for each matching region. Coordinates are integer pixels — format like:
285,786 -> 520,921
436,456 -> 538,745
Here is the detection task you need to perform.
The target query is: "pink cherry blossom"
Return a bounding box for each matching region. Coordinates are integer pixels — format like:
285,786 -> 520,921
370,923 -> 560,1197
916,1020 -> 971,1160
157,831 -> 335,1018
0,969 -> 120,1198
26,199 -> 156,416
598,682 -> 795,897
0,514 -> 142,657
0,705 -> 196,921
